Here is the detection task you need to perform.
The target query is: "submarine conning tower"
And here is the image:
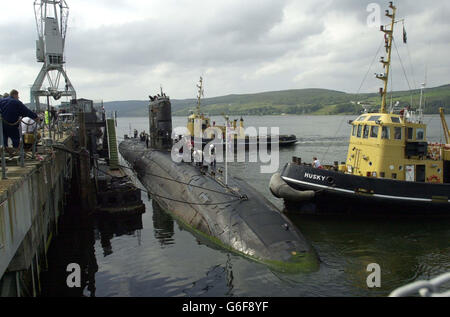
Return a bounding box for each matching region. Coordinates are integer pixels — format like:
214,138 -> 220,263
149,93 -> 173,150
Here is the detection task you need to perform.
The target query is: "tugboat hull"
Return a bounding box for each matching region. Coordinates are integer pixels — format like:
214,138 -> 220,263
275,163 -> 450,215
194,134 -> 297,149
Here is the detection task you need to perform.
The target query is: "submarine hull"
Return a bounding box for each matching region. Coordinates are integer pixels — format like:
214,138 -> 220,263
119,138 -> 318,272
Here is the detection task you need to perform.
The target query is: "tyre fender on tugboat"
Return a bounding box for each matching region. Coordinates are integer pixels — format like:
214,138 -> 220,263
270,173 -> 315,202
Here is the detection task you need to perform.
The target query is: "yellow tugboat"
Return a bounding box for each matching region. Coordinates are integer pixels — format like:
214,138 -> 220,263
185,77 -> 297,149
270,2 -> 450,215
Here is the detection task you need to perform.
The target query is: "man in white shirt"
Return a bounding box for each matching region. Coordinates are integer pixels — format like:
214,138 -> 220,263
21,117 -> 38,147
313,157 -> 322,169
193,149 -> 203,167
21,117 -> 37,135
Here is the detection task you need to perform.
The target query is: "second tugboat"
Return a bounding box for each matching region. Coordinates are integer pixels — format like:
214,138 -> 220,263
271,2 -> 450,215
185,77 -> 298,149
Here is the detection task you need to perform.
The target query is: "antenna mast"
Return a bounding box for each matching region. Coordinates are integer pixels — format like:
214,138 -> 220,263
376,2 -> 396,114
31,0 -> 76,111
419,64 -> 428,108
196,77 -> 204,114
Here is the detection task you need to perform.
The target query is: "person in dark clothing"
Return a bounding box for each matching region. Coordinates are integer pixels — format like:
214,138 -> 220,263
50,107 -> 57,125
0,89 -> 39,148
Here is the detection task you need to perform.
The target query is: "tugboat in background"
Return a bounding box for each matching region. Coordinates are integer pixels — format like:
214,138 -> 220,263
185,77 -> 298,150
270,2 -> 450,215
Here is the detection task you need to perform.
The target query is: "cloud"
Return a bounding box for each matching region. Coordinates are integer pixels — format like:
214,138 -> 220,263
0,0 -> 449,103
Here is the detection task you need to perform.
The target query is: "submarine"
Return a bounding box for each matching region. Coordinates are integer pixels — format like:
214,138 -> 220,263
119,92 -> 319,273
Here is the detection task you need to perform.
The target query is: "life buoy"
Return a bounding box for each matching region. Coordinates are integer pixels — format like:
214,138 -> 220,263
427,175 -> 440,183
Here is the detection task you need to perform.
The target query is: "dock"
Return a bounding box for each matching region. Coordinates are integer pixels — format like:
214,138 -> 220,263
0,101 -> 144,297
0,132 -> 73,296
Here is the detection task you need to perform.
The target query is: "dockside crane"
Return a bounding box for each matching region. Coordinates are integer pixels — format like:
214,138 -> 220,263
31,0 -> 76,111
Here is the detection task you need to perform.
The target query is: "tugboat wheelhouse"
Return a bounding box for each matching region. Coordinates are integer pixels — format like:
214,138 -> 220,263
344,113 -> 444,183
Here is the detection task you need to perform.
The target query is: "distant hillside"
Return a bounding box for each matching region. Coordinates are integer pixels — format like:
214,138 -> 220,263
103,84 -> 450,117
103,98 -> 196,117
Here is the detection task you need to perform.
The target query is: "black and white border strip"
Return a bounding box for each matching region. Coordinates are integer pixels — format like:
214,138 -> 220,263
281,176 -> 450,203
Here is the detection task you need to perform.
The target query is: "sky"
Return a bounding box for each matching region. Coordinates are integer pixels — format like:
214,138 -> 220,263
0,0 -> 449,103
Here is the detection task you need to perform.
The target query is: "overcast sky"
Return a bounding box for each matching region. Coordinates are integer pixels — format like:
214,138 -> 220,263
1,0 -> 449,103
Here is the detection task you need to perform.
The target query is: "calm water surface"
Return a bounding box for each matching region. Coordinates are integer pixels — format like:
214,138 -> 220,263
41,115 -> 450,297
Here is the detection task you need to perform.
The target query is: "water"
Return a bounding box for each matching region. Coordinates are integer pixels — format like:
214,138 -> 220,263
41,115 -> 450,297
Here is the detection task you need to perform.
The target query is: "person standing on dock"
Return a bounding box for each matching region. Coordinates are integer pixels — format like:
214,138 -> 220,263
50,106 -> 58,129
0,89 -> 39,149
21,117 -> 38,135
21,117 -> 39,148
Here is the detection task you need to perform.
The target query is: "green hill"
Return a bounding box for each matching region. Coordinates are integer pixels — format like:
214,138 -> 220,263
103,84 -> 450,117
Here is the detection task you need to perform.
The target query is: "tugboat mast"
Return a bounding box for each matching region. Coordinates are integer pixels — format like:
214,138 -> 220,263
196,76 -> 204,115
377,2 -> 397,114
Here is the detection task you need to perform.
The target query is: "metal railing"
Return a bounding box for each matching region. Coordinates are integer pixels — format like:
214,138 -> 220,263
0,114 -> 7,179
0,117 -> 48,179
0,113 -> 77,179
389,272 -> 450,297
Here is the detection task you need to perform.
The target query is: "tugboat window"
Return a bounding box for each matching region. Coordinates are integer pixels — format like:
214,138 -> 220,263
352,125 -> 357,136
394,127 -> 402,140
357,125 -> 362,138
381,126 -> 390,139
407,127 -> 414,140
363,126 -> 370,139
368,116 -> 381,122
391,117 -> 401,123
370,126 -> 379,138
416,128 -> 424,140
357,115 -> 367,122
392,173 -> 397,179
